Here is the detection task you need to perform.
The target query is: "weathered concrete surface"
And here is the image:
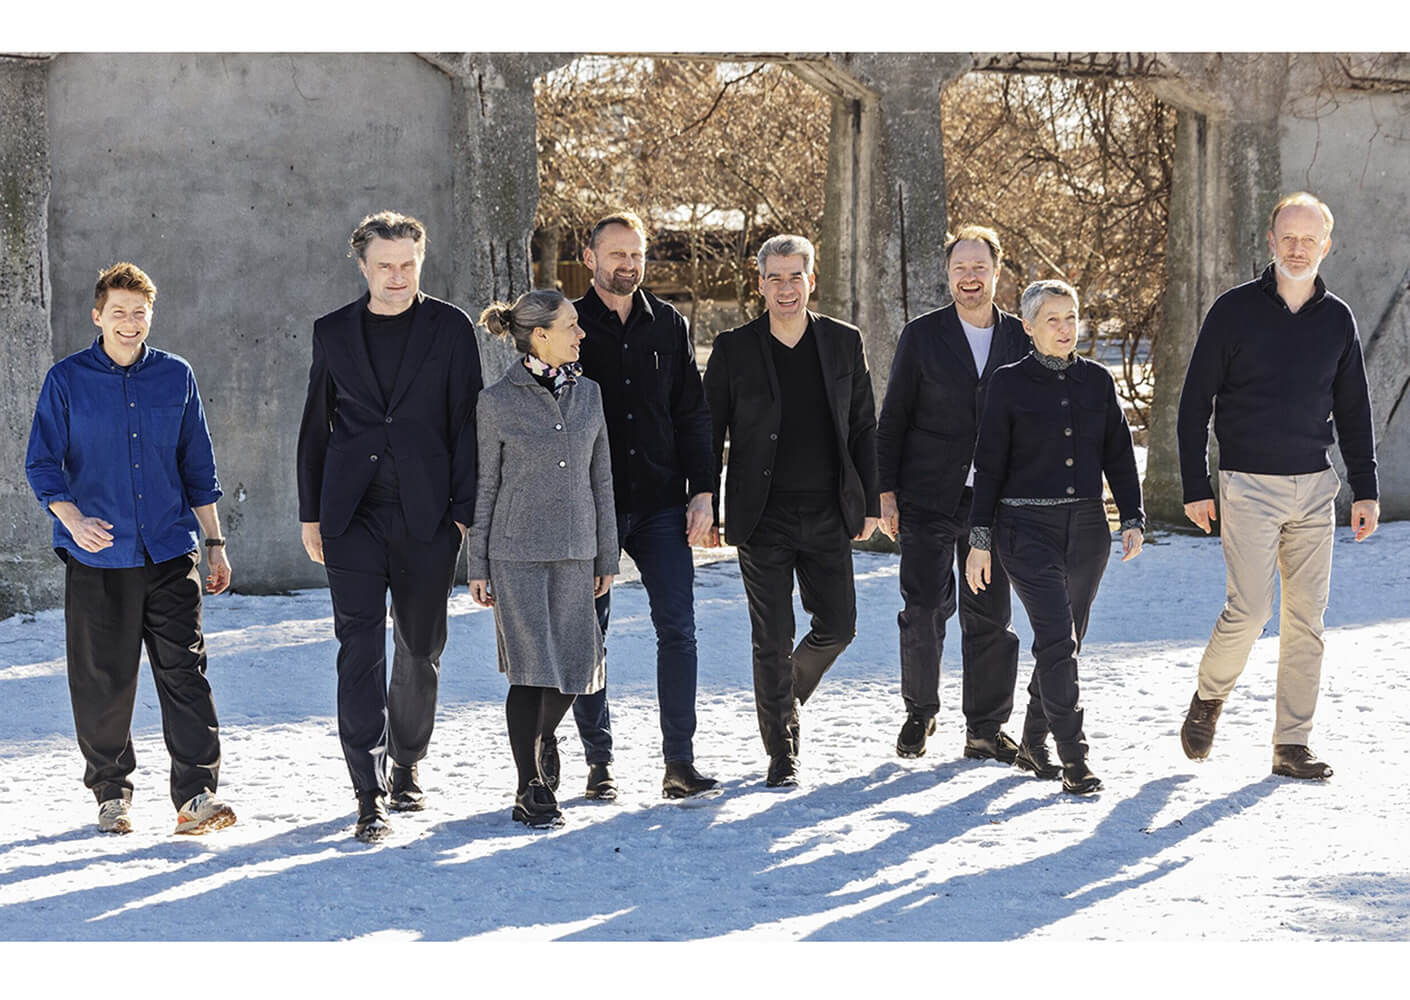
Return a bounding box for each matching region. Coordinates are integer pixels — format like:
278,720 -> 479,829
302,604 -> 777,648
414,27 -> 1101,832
1279,87 -> 1410,520
45,53 -> 460,593
0,57 -> 62,617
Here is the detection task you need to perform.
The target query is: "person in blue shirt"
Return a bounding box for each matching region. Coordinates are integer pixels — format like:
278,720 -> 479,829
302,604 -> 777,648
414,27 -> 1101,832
25,261 -> 237,837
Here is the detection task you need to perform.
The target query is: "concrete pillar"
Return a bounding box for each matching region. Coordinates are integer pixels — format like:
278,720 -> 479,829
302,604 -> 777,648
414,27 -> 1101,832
0,56 -> 62,618
1143,55 -> 1289,527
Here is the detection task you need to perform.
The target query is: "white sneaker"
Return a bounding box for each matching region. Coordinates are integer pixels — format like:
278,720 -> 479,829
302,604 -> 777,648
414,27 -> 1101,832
174,791 -> 237,835
97,799 -> 132,834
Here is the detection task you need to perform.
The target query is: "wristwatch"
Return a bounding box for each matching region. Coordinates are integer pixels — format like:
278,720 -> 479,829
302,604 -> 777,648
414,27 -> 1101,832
204,538 -> 226,548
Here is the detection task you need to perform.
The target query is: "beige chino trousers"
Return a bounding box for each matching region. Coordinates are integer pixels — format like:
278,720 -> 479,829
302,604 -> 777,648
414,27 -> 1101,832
1196,467 -> 1340,745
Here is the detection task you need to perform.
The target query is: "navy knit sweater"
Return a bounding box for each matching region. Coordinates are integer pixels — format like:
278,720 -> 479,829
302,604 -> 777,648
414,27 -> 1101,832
1177,266 -> 1378,504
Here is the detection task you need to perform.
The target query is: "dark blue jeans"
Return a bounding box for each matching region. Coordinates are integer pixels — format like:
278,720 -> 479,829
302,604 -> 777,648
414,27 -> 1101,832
570,505 -> 698,764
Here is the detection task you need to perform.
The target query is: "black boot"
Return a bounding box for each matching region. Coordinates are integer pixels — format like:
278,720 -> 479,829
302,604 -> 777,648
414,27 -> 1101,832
1272,744 -> 1333,780
1015,740 -> 1062,780
1061,759 -> 1102,795
896,714 -> 936,759
354,791 -> 392,842
513,778 -> 564,828
964,730 -> 1020,764
389,762 -> 425,812
584,762 -> 618,801
538,735 -> 561,793
662,761 -> 720,800
766,753 -> 799,789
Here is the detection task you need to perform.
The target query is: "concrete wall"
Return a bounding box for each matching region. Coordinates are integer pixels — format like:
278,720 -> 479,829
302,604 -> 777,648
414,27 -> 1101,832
44,53 -> 460,594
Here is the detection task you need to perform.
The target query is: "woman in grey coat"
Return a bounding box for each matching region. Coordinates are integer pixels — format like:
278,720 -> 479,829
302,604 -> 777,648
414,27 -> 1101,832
469,289 -> 619,828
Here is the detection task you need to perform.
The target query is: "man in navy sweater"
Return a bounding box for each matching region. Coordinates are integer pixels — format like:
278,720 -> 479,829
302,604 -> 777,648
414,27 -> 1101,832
1176,192 -> 1380,780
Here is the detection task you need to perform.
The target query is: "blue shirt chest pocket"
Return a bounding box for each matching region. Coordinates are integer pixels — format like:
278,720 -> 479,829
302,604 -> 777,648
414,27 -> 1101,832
144,405 -> 185,449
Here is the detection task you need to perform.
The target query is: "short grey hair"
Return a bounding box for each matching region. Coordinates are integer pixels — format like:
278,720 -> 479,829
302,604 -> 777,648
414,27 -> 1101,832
348,210 -> 427,261
1019,279 -> 1079,324
756,234 -> 816,277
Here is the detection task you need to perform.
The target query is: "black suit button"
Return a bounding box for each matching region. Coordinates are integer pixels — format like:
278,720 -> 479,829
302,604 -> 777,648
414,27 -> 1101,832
385,417 -> 393,424
1065,486 -> 1075,495
1064,427 -> 1072,436
624,378 -> 632,386
370,454 -> 379,462
1057,373 -> 1066,381
769,433 -> 777,441
763,469 -> 771,477
1060,399 -> 1069,407
1065,458 -> 1074,467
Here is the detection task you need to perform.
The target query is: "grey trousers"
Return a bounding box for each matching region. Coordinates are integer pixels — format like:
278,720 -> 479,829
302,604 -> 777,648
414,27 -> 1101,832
1196,468 -> 1340,745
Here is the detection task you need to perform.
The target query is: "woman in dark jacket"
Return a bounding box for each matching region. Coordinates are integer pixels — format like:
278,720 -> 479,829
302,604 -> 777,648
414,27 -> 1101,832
964,279 -> 1144,794
470,289 -> 618,828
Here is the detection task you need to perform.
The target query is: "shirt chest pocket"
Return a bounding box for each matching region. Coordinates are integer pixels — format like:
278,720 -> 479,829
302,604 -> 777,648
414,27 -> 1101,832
639,344 -> 677,399
144,405 -> 184,449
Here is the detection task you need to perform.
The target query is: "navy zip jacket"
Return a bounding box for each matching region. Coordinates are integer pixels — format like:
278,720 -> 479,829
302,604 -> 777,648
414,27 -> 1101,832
574,285 -> 714,517
25,338 -> 221,568
1177,265 -> 1378,504
971,353 -> 1143,530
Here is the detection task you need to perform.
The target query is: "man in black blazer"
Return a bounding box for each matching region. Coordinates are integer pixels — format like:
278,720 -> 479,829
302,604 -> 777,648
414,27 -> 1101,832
703,234 -> 879,788
297,211 -> 482,841
875,225 -> 1029,765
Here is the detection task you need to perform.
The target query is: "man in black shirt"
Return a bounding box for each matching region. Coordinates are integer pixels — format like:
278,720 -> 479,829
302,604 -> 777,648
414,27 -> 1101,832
875,225 -> 1028,764
556,212 -> 719,801
704,235 -> 879,788
297,211 -> 482,839
1177,192 -> 1380,780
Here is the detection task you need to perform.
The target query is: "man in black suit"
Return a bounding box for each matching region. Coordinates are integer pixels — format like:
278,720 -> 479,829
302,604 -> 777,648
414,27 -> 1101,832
703,234 -> 879,788
297,210 -> 482,841
875,225 -> 1031,766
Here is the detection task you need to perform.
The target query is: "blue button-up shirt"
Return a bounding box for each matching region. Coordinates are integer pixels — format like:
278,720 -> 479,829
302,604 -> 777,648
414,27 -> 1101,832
25,337 -> 222,568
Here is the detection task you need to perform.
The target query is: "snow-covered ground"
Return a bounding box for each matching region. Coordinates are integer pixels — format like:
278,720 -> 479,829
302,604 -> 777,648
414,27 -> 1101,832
2,522 -> 1408,950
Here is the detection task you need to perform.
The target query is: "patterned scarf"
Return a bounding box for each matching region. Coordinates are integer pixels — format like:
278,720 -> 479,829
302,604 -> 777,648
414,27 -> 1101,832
1032,349 -> 1076,371
523,354 -> 582,399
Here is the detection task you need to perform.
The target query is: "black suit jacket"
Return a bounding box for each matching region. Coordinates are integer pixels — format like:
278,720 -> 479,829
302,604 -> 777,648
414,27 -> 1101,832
703,310 -> 879,546
296,291 -> 483,541
874,302 -> 1028,516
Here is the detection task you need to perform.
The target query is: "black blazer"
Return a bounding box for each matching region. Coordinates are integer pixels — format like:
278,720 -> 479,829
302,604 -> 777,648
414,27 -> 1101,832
297,292 -> 483,541
875,302 -> 1029,516
703,310 -> 879,546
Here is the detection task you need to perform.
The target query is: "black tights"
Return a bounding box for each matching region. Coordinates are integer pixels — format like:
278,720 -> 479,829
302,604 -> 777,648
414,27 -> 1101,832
506,685 -> 577,793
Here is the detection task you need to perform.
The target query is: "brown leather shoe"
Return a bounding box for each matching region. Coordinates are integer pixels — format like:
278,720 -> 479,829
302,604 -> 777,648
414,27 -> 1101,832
1180,692 -> 1224,760
1272,744 -> 1333,780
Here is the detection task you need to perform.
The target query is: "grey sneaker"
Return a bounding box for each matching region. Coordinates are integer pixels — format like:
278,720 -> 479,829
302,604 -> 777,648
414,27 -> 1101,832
174,792 -> 237,835
98,799 -> 132,834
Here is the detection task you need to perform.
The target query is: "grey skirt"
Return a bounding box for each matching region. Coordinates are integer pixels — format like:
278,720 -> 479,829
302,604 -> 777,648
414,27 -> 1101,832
489,558 -> 605,694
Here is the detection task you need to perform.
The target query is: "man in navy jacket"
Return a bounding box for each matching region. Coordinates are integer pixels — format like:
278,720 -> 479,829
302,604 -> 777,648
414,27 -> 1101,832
297,211 -> 482,840
26,261 -> 237,837
875,226 -> 1028,764
1177,192 -> 1380,780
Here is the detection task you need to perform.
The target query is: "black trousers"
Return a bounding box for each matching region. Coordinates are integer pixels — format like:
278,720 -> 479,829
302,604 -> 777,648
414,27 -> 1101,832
323,501 -> 461,795
897,489 -> 1030,738
995,501 -> 1111,763
64,551 -> 221,808
735,497 -> 856,758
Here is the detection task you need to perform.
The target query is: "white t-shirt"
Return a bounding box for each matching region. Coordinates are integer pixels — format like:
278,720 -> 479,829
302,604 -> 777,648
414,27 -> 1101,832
958,316 -> 995,488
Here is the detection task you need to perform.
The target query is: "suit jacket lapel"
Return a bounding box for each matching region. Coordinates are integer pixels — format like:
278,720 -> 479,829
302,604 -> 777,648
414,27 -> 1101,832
809,312 -> 846,438
386,292 -> 435,413
937,305 -> 981,382
341,293 -> 384,408
979,306 -> 1015,380
748,313 -> 781,403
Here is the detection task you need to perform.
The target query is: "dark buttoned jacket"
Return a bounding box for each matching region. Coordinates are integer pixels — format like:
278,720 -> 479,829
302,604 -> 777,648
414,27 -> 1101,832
971,353 -> 1143,530
297,291 -> 483,541
703,311 -> 879,546
875,303 -> 1029,516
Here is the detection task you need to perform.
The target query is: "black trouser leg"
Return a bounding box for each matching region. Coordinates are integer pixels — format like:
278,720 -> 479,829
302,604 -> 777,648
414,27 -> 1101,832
508,685 -> 577,794
141,553 -> 222,807
737,520 -> 801,759
66,559 -> 146,805
791,508 -> 856,706
997,503 -> 1111,764
386,516 -> 460,767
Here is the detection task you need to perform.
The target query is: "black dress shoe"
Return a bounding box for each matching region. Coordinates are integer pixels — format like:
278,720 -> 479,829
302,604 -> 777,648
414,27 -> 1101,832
1014,740 -> 1063,780
388,762 -> 425,812
1180,692 -> 1224,760
584,762 -> 618,801
1272,744 -> 1333,780
765,754 -> 799,788
896,714 -> 936,759
964,730 -> 1020,764
538,735 -> 561,793
354,791 -> 392,842
512,778 -> 564,829
662,761 -> 720,799
1061,759 -> 1103,795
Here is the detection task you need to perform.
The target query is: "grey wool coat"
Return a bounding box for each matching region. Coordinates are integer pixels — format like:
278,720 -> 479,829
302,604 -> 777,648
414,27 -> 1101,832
467,360 -> 620,692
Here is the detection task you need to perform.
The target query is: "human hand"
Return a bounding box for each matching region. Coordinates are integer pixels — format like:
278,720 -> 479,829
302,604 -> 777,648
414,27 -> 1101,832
879,492 -> 900,540
300,522 -> 324,564
469,579 -> 494,607
1183,499 -> 1216,534
686,493 -> 714,547
1120,527 -> 1144,562
1350,499 -> 1380,542
67,514 -> 115,553
205,545 -> 232,594
594,573 -> 615,598
854,516 -> 880,542
964,547 -> 991,594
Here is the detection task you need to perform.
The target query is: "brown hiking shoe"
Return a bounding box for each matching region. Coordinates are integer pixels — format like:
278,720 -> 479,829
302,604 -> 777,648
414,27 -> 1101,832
1180,692 -> 1223,760
1272,744 -> 1333,780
